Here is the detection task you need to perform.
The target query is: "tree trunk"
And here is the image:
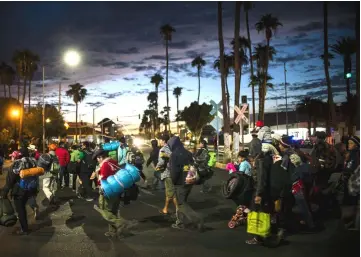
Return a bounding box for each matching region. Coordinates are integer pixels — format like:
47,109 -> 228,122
307,119 -> 311,138
218,1 -> 231,161
233,1 -> 241,155
19,78 -> 27,141
177,96 -> 179,134
3,84 -> 6,98
348,113 -> 354,136
197,67 -> 201,103
165,40 -> 170,132
8,85 -> 12,98
75,103 -> 78,143
262,39 -> 270,123
246,9 -> 255,127
28,79 -> 32,112
155,85 -> 159,133
258,81 -> 264,121
226,78 -> 230,121
356,2 -> 360,100
323,1 -> 335,135
17,78 -> 20,102
346,78 -> 351,100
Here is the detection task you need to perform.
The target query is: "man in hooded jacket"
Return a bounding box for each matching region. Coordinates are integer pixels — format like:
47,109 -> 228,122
167,136 -> 204,231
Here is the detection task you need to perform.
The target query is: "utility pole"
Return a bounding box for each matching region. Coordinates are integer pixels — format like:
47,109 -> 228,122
284,62 -> 289,135
58,83 -> 61,142
42,66 -> 46,153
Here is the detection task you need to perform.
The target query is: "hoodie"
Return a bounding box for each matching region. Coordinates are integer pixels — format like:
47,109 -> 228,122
117,143 -> 129,166
55,147 -> 70,167
168,136 -> 193,185
146,140 -> 160,167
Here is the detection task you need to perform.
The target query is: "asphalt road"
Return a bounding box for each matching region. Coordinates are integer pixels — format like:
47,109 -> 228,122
0,147 -> 359,257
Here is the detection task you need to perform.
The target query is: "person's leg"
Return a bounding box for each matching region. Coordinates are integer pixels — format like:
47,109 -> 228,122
295,193 -> 315,229
59,166 -> 65,188
13,195 -> 29,233
80,173 -> 93,200
72,173 -> 77,191
64,166 -> 70,187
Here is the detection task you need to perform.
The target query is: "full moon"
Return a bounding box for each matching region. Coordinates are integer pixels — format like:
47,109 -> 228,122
64,50 -> 81,67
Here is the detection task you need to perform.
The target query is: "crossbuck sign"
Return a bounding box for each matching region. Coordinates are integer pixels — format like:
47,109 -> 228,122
234,104 -> 249,124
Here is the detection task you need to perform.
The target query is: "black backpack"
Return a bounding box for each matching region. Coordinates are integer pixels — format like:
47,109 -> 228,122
82,150 -> 97,172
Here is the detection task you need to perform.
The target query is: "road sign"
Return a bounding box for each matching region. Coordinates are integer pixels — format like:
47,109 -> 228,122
210,100 -> 223,116
234,104 -> 248,124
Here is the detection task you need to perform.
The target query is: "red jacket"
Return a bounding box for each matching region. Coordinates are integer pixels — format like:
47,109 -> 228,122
99,159 -> 119,185
55,147 -> 70,167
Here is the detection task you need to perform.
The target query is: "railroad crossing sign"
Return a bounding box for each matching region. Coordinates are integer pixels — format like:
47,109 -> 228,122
209,100 -> 223,117
234,103 -> 249,124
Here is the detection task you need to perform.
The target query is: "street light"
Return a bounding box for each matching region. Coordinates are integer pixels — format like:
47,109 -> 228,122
46,118 -> 51,123
64,50 -> 81,67
11,109 -> 20,118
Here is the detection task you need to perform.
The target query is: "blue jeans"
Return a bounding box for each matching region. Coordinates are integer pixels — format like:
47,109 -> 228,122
59,166 -> 69,187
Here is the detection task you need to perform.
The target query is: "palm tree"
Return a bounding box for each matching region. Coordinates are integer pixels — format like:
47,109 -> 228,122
191,56 -> 206,103
244,1 -> 256,127
330,37 -> 357,99
150,73 -> 163,132
214,54 -> 233,116
12,50 -> 40,140
322,2 -> 335,134
255,14 -> 282,121
217,1 -> 231,159
147,91 -> 158,137
160,24 -> 176,132
0,63 -> 8,97
0,63 -> 16,99
66,83 -> 87,143
28,62 -> 38,111
320,52 -> 334,67
296,97 -> 313,137
173,87 -> 182,134
252,44 -> 276,120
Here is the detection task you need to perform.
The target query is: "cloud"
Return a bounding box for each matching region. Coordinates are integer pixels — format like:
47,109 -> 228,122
115,47 -> 139,54
123,77 -> 137,81
86,101 -> 104,107
132,65 -> 157,72
102,61 -> 130,69
293,21 -> 323,32
276,53 -> 308,63
169,40 -> 192,49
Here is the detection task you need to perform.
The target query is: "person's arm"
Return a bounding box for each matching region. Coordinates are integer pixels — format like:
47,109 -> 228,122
146,152 -> 153,167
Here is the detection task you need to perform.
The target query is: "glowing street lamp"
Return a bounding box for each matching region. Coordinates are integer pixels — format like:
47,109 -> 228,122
11,109 -> 20,118
46,118 -> 51,123
64,50 -> 81,67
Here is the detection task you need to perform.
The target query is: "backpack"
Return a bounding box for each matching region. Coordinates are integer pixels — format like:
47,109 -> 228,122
14,157 -> 39,191
50,155 -> 60,175
19,176 -> 39,191
82,150 -> 97,172
133,151 -> 144,166
208,152 -> 217,167
126,151 -> 135,164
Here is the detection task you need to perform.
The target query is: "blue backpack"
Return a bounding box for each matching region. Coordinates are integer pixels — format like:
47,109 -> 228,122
19,176 -> 39,191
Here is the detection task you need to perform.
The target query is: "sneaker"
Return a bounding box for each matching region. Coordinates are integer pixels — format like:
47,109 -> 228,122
171,223 -> 185,229
104,231 -> 116,238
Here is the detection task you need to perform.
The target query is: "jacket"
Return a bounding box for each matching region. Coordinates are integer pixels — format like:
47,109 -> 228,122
254,152 -> 273,200
147,146 -> 160,168
249,137 -> 262,158
55,147 -> 70,167
80,148 -> 96,174
194,147 -> 209,171
168,137 -> 193,185
117,144 -> 129,166
98,158 -> 119,186
70,149 -> 82,162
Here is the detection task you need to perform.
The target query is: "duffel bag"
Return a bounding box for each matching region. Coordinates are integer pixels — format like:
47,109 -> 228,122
0,198 -> 17,227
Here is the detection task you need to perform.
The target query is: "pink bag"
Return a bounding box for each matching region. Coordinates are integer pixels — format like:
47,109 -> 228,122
226,163 -> 237,173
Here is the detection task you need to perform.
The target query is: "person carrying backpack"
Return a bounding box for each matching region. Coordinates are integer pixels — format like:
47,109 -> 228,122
40,144 -> 60,207
92,149 -> 130,238
55,142 -> 70,188
194,140 -> 212,193
69,145 -> 83,192
0,149 -> 40,235
79,141 -> 97,201
128,145 -> 147,186
117,137 -> 129,168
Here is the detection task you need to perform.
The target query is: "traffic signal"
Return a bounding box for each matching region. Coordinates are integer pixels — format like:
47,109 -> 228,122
345,66 -> 352,79
241,95 -> 247,104
346,72 -> 352,79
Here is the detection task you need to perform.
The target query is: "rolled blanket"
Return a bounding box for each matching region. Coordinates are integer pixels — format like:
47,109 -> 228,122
19,167 -> 45,178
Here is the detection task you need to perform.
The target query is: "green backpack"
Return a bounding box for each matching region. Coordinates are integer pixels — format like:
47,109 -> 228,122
50,155 -> 60,175
208,152 -> 217,167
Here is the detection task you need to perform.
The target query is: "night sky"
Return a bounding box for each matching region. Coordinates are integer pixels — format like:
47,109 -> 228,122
0,1 -> 357,128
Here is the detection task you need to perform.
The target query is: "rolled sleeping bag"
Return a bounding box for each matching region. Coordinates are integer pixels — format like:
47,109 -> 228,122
101,164 -> 141,198
221,173 -> 246,199
103,141 -> 120,151
20,167 -> 45,178
0,198 -> 17,227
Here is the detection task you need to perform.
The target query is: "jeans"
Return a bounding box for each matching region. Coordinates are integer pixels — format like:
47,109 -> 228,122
59,166 -> 69,187
175,184 -> 203,226
14,194 -> 31,232
294,192 -> 315,228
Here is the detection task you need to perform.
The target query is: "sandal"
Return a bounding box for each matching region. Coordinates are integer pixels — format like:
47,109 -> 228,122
245,238 -> 260,245
159,209 -> 169,215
